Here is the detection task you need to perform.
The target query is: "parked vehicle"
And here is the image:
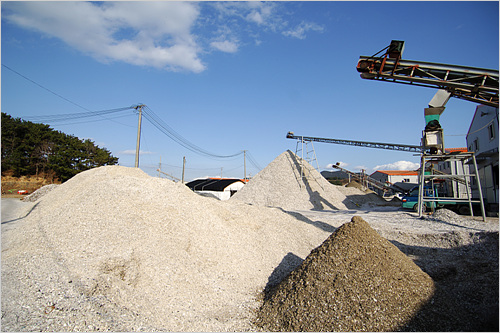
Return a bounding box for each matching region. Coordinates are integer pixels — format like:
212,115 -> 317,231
401,186 -> 482,214
401,186 -> 435,212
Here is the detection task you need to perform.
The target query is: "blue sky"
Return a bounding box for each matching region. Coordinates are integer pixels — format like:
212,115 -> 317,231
2,1 -> 499,181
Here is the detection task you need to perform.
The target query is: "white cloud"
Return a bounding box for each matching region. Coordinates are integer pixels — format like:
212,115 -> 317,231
354,165 -> 369,172
283,22 -> 324,39
4,2 -> 324,72
325,161 -> 349,169
373,161 -> 420,171
209,2 -> 322,42
245,3 -> 274,26
212,2 -> 276,25
210,40 -> 239,53
246,10 -> 264,25
119,150 -> 155,156
4,1 -> 205,73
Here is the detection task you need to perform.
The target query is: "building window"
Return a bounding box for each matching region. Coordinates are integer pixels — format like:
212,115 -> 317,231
473,138 -> 479,152
488,123 -> 496,140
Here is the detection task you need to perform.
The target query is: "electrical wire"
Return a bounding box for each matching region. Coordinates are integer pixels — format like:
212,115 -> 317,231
142,105 -> 244,159
3,63 -> 261,166
23,106 -> 136,123
141,105 -> 263,174
246,151 -> 262,171
2,64 -> 91,112
445,118 -> 497,137
2,64 -> 139,127
161,163 -> 226,171
43,113 -> 136,127
4,62 -> 263,172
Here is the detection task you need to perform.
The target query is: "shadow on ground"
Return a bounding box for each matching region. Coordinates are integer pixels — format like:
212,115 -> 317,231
261,215 -> 499,332
277,208 -> 336,233
263,252 -> 304,300
393,232 -> 499,332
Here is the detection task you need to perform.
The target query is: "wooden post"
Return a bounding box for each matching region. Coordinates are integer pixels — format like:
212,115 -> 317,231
182,156 -> 186,184
134,105 -> 144,168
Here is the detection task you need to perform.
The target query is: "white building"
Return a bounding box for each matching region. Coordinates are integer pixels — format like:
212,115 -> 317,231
185,178 -> 246,201
370,170 -> 419,192
466,105 -> 499,211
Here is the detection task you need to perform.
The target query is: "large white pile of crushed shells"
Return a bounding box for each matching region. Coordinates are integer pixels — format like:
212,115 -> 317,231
2,152 -> 497,332
231,150 -> 388,210
2,165 -> 331,331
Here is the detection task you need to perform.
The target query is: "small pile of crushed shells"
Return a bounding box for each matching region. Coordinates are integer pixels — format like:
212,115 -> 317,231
428,207 -> 473,223
255,216 -> 435,332
21,184 -> 59,202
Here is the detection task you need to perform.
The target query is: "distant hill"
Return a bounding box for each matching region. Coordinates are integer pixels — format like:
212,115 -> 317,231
321,170 -> 352,179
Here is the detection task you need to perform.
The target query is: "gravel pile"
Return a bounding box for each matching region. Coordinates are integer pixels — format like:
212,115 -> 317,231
21,184 -> 59,202
293,208 -> 499,331
2,160 -> 498,332
1,165 -> 329,331
256,216 -> 435,332
429,207 -> 475,223
231,150 -> 389,210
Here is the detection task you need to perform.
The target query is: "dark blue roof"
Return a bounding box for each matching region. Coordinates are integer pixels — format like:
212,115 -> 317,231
185,178 -> 244,192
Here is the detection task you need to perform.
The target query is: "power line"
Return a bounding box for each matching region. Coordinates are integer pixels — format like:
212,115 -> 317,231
2,64 -> 91,112
141,105 -> 262,172
2,63 -> 137,127
3,62 -> 264,169
142,105 -> 244,159
22,106 -> 137,123
40,113 -> 136,127
4,65 -> 262,167
246,151 -> 263,171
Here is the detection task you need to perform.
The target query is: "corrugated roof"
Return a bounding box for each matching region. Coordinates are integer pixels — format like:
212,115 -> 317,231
186,178 -> 244,192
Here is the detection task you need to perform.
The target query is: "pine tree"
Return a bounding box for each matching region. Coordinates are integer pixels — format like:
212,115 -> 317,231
1,112 -> 119,181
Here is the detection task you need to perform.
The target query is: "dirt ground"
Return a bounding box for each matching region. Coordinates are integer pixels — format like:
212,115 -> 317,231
1,173 -> 60,196
276,208 -> 500,332
1,165 -> 498,332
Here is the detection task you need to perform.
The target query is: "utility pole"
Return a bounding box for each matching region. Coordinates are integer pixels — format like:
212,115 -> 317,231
243,150 -> 247,180
134,104 -> 144,168
159,156 -> 162,177
182,156 -> 186,184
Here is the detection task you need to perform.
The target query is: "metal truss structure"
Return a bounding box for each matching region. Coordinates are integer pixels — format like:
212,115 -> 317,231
356,53 -> 499,108
286,132 -> 423,153
417,151 -> 486,221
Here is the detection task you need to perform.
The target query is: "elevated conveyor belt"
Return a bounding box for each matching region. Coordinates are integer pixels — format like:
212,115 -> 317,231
286,132 -> 423,153
357,56 -> 499,107
330,164 -> 408,194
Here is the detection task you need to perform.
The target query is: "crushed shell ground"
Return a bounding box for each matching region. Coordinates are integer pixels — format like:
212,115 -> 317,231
1,151 -> 498,332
